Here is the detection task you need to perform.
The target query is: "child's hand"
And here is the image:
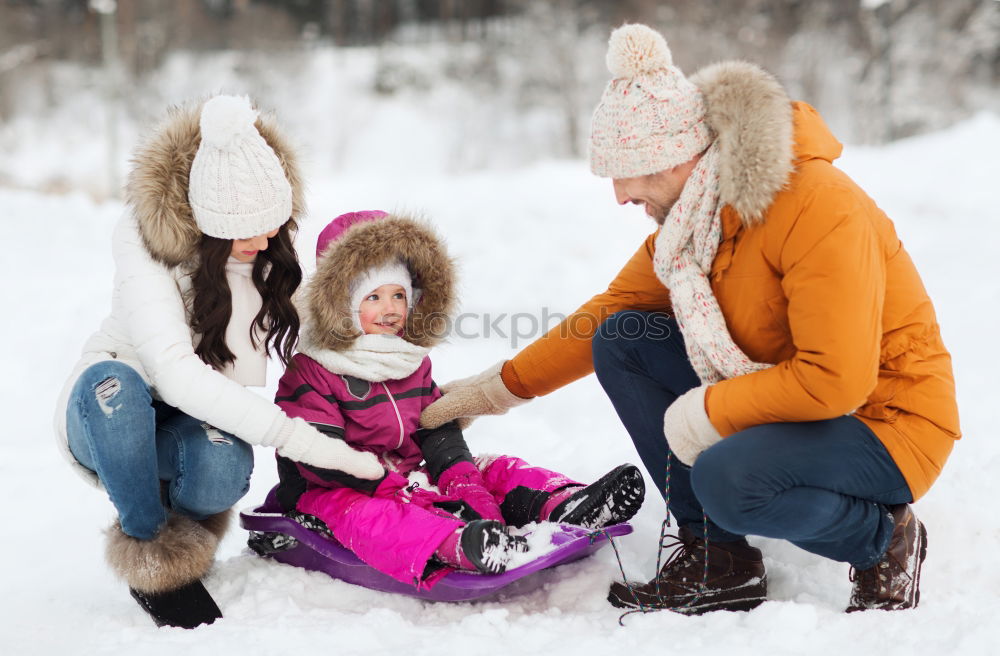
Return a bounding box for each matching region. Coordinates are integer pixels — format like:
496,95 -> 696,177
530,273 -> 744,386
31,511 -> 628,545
437,461 -> 503,522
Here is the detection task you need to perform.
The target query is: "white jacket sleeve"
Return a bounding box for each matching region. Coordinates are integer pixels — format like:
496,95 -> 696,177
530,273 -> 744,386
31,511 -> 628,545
114,217 -> 292,447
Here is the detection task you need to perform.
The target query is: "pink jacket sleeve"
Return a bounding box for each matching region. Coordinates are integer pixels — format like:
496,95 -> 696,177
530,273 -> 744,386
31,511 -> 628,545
275,354 -> 348,436
419,358 -> 443,410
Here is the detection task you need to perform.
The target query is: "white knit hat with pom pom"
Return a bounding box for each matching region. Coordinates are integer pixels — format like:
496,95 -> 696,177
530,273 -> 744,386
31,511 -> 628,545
589,24 -> 714,179
188,94 -> 293,239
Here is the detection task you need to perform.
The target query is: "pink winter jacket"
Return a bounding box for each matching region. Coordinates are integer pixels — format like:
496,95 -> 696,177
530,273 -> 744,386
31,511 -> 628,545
274,352 -> 470,501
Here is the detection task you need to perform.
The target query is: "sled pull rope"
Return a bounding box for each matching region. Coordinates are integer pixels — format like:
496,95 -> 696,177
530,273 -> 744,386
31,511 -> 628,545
586,526 -> 648,625
664,457 -> 710,611
610,459 -> 711,625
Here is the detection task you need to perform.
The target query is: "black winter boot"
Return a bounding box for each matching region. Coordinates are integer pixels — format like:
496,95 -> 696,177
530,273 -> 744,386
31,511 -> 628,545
460,520 -> 529,575
547,464 -> 645,529
106,514 -> 224,628
129,579 -> 222,629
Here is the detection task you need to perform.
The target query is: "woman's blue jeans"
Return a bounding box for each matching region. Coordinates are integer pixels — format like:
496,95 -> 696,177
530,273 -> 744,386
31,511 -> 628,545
592,311 -> 913,569
66,360 -> 254,540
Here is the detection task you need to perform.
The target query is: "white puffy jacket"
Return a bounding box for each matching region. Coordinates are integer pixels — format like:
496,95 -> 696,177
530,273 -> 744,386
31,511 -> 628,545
54,216 -> 304,485
54,99 -> 382,486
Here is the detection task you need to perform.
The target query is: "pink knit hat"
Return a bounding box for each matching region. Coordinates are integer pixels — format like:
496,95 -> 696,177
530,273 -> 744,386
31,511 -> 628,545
315,210 -> 388,262
589,24 -> 714,179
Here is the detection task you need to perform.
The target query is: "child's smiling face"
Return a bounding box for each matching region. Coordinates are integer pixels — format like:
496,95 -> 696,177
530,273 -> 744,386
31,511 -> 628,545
358,284 -> 408,335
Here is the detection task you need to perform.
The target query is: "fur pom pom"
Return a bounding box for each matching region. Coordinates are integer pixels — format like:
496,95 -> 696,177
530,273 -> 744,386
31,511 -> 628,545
199,94 -> 259,147
606,24 -> 672,78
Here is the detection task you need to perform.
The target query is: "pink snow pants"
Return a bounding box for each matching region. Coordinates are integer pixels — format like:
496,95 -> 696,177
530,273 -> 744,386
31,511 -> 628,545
296,455 -> 580,588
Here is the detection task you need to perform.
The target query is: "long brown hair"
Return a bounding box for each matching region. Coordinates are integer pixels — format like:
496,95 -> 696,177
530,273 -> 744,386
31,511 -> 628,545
190,220 -> 302,370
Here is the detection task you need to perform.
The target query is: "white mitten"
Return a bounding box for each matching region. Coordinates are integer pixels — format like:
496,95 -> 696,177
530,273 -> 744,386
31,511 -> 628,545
663,385 -> 722,466
276,417 -> 384,479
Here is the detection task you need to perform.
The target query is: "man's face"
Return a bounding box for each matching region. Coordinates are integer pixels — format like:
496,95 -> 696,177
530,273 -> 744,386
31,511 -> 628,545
612,158 -> 699,225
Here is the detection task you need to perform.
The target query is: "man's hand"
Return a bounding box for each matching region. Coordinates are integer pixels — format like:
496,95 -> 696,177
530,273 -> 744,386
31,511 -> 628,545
420,361 -> 531,430
664,385 -> 722,466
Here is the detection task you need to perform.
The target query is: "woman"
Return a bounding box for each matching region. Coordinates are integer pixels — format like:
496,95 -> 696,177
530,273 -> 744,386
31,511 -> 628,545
54,95 -> 382,629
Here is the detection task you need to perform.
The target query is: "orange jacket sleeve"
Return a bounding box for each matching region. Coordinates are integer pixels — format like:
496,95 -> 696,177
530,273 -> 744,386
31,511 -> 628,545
706,183 -> 886,435
503,231 -> 672,398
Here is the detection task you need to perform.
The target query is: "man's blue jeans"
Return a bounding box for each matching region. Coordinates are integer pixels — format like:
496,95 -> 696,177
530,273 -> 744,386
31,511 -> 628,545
592,311 -> 912,569
66,360 -> 254,540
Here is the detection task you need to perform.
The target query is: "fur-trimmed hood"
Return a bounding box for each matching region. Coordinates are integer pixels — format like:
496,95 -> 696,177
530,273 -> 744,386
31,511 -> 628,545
125,99 -> 305,268
688,61 -> 795,226
304,212 -> 456,352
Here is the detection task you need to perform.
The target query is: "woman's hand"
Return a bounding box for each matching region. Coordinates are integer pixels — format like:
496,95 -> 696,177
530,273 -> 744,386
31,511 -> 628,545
420,362 -> 531,430
277,418 -> 384,479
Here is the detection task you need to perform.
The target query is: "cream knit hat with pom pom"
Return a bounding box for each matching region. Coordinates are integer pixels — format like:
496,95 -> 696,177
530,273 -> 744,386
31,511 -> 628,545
589,24 -> 714,179
188,95 -> 293,239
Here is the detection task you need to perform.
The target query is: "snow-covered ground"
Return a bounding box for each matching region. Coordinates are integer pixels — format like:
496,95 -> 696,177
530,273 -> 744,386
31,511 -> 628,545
2,111 -> 999,655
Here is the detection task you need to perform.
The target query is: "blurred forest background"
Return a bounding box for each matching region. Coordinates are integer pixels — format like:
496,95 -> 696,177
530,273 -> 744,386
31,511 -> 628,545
1,0 -> 998,197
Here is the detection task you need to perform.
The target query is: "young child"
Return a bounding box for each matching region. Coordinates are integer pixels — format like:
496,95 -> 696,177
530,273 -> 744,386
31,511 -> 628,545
273,210 -> 645,589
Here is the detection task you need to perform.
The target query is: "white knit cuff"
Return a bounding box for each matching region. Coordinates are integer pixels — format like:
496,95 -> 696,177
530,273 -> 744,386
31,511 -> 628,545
481,362 -> 531,412
262,413 -> 297,450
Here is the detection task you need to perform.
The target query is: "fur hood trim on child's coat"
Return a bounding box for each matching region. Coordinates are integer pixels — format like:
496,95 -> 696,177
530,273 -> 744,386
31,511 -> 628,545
125,99 -> 305,268
305,213 -> 456,352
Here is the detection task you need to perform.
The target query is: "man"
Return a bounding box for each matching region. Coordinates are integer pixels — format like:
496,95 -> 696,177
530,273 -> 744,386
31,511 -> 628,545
420,24 -> 959,614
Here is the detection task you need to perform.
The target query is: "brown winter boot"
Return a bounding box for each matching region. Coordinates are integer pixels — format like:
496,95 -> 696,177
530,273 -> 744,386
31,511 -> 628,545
608,526 -> 767,614
846,504 -> 927,612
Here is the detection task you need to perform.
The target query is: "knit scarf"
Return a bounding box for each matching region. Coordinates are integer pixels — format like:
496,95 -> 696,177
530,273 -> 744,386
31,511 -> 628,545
651,142 -> 772,384
298,332 -> 429,383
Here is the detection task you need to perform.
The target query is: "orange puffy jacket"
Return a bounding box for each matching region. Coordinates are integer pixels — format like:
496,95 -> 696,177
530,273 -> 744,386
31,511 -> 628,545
503,93 -> 959,501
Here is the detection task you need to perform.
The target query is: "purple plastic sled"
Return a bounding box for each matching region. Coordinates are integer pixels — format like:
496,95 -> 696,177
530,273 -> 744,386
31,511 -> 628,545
239,487 -> 632,602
